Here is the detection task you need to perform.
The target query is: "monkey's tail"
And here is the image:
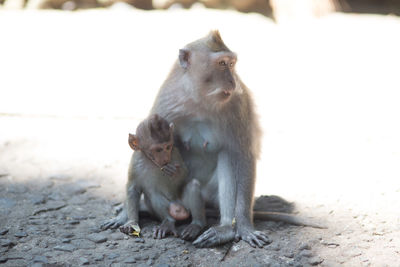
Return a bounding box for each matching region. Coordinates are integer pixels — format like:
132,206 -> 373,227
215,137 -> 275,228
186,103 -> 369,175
205,210 -> 327,229
253,211 -> 327,229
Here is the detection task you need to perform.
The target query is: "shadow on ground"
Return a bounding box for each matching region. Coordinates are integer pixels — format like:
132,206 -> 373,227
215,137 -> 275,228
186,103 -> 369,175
0,176 -> 325,266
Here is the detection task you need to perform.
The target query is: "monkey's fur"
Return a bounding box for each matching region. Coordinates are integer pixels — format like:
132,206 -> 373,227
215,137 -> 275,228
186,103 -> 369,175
103,114 -> 206,240
101,31 -> 324,247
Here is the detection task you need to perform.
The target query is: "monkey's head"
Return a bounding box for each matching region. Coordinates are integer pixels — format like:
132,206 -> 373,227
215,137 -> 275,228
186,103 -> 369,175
129,114 -> 174,167
178,30 -> 240,108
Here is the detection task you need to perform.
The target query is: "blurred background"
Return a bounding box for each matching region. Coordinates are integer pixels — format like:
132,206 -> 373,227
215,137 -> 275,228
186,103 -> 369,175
1,1 -> 400,265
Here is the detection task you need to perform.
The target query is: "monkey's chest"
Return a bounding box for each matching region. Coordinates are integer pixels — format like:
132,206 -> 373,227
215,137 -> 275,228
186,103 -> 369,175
178,121 -> 220,154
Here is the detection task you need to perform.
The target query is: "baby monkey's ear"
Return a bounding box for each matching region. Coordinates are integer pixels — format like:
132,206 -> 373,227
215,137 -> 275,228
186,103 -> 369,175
128,133 -> 140,151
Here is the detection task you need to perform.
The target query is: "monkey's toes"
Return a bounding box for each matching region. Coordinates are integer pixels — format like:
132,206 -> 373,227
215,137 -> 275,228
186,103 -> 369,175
180,224 -> 202,241
239,230 -> 271,248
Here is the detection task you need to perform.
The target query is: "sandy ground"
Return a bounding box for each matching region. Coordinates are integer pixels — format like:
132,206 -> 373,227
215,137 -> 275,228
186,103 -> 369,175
0,6 -> 400,266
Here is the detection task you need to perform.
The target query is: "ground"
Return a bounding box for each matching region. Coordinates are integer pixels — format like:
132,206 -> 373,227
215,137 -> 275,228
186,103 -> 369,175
0,5 -> 400,267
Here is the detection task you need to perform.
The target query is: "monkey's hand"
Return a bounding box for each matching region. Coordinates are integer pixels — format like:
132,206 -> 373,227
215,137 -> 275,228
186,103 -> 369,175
153,219 -> 178,239
161,163 -> 180,177
180,223 -> 203,241
235,225 -> 271,248
100,210 -> 127,230
192,225 -> 235,248
119,220 -> 141,237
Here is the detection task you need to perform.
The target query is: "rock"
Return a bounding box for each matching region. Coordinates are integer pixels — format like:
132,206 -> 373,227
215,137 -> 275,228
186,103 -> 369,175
87,233 -> 107,243
0,228 -> 9,235
72,216 -> 87,221
0,239 -> 16,248
155,264 -> 170,267
147,259 -> 154,265
33,201 -> 67,215
88,227 -> 101,234
93,254 -> 104,261
71,239 -> 96,249
15,231 -> 28,238
124,256 -> 137,264
54,244 -> 76,252
31,195 -> 47,205
33,255 -> 49,264
135,255 -> 149,261
0,257 -> 7,263
299,250 -> 313,258
67,220 -> 80,225
134,238 -> 145,243
79,257 -> 90,265
61,239 -> 71,243
107,253 -> 120,260
284,252 -> 295,258
61,233 -> 74,238
299,243 -> 311,250
309,256 -> 324,265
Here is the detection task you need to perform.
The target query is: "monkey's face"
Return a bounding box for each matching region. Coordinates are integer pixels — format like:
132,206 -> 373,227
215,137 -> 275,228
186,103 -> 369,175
148,142 -> 173,167
203,52 -> 238,104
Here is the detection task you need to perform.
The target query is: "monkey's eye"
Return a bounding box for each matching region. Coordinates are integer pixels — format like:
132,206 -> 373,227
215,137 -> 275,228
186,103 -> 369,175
155,148 -> 163,153
219,61 -> 226,66
229,62 -> 234,68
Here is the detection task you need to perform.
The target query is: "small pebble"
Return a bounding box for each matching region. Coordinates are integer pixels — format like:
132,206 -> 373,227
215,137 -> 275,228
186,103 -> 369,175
79,257 -> 90,265
14,231 -> 28,238
87,233 -> 107,243
124,257 -> 137,264
309,256 -> 324,266
107,253 -> 119,260
54,244 -> 76,252
33,255 -> 49,264
0,229 -> 9,235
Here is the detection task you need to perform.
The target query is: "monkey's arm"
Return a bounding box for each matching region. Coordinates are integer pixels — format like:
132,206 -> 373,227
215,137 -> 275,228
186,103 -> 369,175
193,151 -> 236,247
119,181 -> 142,236
234,151 -> 270,248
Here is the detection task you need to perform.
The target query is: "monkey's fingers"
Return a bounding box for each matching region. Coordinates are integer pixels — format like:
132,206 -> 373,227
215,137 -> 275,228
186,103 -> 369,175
239,230 -> 271,248
161,164 -> 178,176
193,226 -> 235,248
180,224 -> 202,241
101,218 -> 122,230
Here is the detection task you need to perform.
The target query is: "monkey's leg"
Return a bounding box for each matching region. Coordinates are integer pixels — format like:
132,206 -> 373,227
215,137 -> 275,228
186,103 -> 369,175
193,152 -> 236,247
180,179 -> 206,241
148,194 -> 178,239
119,183 -> 142,236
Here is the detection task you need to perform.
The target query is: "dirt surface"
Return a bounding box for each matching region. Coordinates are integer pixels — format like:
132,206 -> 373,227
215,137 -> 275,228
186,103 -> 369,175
1,6 -> 400,267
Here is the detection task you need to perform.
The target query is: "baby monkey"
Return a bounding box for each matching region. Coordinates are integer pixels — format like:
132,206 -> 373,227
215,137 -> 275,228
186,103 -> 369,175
121,114 -> 206,240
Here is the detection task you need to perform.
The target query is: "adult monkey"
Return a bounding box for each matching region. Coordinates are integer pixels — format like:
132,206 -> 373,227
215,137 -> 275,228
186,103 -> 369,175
150,30 -> 269,248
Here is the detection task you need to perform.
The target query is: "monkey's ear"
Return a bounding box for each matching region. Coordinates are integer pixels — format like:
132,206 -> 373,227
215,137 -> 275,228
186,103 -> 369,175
128,133 -> 140,151
179,49 -> 190,69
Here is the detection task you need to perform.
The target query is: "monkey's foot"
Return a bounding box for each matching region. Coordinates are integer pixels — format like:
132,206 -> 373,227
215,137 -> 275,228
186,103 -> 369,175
119,221 -> 141,237
153,220 -> 178,239
180,223 -> 203,241
235,226 -> 271,248
192,225 -> 235,248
